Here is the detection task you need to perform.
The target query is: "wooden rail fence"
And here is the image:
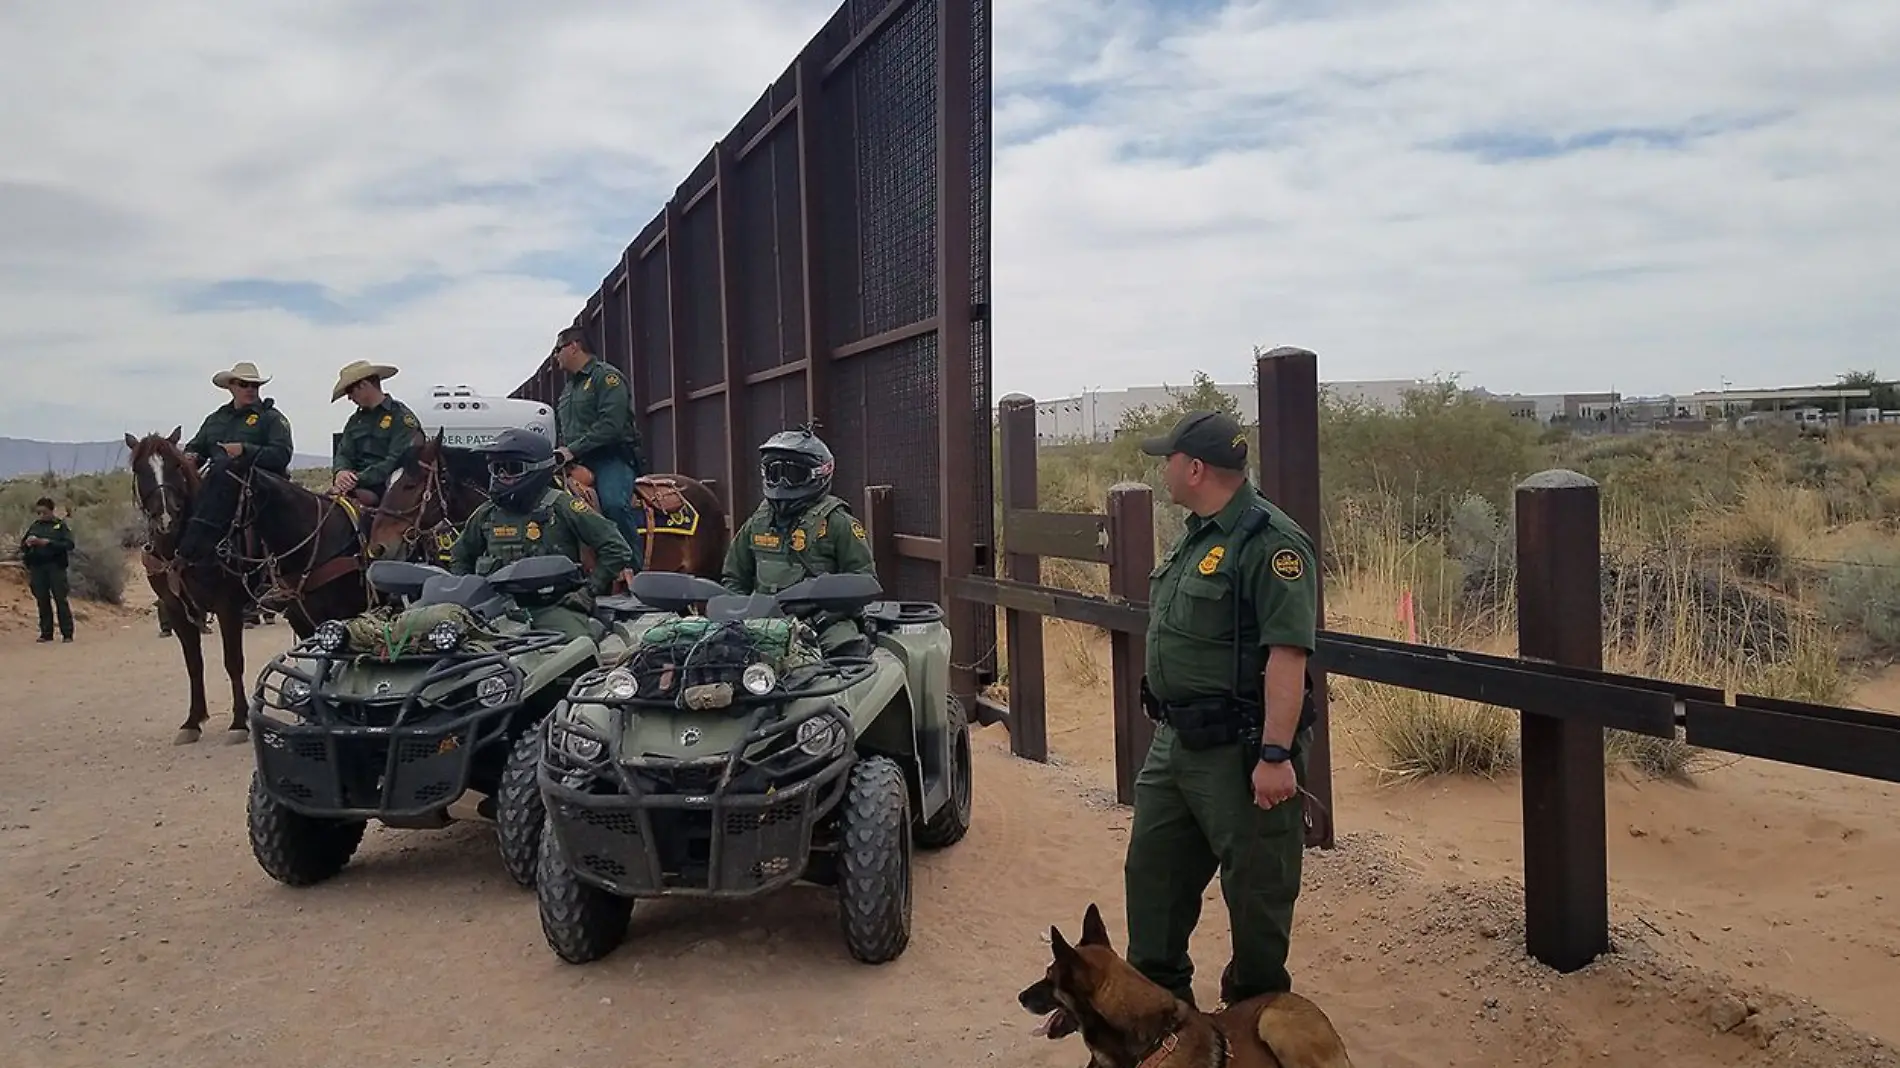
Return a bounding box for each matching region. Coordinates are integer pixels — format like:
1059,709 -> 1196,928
902,345 -> 1900,975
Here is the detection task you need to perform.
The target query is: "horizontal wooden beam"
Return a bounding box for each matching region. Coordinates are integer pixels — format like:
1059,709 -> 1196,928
1004,509 -> 1110,563
1684,698 -> 1900,782
1315,634 -> 1677,737
893,534 -> 943,562
948,575 -> 1149,634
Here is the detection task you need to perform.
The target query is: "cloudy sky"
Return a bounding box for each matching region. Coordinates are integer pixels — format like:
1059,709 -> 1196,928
2,0 -> 1895,446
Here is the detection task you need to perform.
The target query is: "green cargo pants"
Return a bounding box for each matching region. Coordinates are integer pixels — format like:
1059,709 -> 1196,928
28,564 -> 74,641
1122,723 -> 1309,1006
525,605 -> 604,645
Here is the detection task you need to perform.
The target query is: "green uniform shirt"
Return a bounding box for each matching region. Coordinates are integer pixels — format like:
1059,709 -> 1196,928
20,516 -> 75,569
1144,482 -> 1318,704
333,396 -> 421,493
721,495 -> 876,595
449,486 -> 632,596
555,357 -> 646,469
184,399 -> 294,474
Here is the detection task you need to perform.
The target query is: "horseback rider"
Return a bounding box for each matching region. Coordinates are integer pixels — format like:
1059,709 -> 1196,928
549,326 -> 648,571
721,426 -> 876,653
330,360 -> 421,508
447,428 -> 635,643
174,361 -> 292,630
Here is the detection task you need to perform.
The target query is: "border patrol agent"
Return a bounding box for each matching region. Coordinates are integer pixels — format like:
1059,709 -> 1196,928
21,496 -> 76,643
330,359 -> 420,507
720,427 -> 875,651
549,327 -> 649,571
448,428 -> 634,643
181,362 -> 295,475
1122,409 -> 1320,1010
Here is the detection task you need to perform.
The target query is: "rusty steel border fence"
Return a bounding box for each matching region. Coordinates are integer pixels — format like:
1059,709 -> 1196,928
511,0 -> 996,703
966,346 -> 1900,977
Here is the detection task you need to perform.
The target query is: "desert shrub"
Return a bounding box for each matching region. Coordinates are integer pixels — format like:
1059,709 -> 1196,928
1349,681 -> 1518,782
1822,543 -> 1900,649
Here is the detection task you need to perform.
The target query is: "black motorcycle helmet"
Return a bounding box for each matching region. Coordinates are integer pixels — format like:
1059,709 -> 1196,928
484,428 -> 557,511
758,427 -> 835,518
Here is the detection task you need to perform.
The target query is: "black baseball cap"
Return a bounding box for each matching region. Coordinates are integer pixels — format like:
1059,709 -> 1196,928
1139,409 -> 1249,470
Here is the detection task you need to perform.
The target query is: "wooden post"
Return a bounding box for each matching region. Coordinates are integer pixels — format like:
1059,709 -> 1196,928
1255,346 -> 1335,850
863,485 -> 899,597
1514,468 -> 1610,973
997,393 -> 1048,762
1107,481 -> 1155,805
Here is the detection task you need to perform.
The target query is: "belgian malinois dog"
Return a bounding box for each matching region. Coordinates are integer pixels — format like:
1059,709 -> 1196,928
1018,903 -> 1354,1068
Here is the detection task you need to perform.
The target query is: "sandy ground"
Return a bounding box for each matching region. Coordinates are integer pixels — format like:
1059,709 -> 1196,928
2,582 -> 1898,1067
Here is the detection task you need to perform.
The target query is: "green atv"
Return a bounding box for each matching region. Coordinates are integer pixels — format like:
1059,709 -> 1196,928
534,570 -> 975,966
245,555 -> 633,889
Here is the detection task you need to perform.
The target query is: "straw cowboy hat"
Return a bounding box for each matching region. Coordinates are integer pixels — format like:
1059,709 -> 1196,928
331,360 -> 399,402
211,361 -> 271,388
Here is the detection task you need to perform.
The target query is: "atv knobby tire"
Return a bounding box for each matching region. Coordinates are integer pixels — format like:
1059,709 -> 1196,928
836,755 -> 912,964
914,695 -> 973,850
495,722 -> 548,889
536,816 -> 633,964
246,771 -> 367,887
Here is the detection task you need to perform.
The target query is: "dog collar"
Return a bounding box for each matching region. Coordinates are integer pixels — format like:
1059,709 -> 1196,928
1136,1029 -> 1181,1068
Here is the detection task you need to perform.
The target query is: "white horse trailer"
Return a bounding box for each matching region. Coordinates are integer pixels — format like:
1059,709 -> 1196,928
329,385 -> 556,458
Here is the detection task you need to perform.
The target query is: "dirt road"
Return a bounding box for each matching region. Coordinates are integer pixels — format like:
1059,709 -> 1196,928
2,618 -> 1895,1067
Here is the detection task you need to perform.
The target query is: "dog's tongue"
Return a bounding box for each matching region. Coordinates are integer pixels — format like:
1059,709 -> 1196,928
1032,1010 -> 1065,1037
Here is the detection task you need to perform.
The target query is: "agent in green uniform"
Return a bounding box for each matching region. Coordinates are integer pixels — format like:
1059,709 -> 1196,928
181,361 -> 295,475
720,427 -> 875,652
330,359 -> 421,506
21,497 -> 76,643
1122,409 -> 1319,1011
180,361 -> 293,628
448,429 -> 635,643
549,327 -> 648,570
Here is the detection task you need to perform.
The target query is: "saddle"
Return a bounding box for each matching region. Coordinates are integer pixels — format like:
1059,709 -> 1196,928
563,464 -> 699,592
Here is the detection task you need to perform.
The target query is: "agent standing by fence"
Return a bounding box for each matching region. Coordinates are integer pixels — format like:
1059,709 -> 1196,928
1123,409 -> 1319,1010
548,326 -> 649,571
20,497 -> 76,643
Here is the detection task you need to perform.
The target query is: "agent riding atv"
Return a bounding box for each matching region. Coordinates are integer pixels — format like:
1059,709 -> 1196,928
533,567 -> 975,967
244,428 -> 640,888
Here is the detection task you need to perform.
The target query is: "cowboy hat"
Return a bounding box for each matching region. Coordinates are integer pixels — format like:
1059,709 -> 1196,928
331,360 -> 399,402
212,361 -> 271,388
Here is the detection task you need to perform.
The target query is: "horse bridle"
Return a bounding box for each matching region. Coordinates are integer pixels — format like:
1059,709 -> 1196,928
369,456 -> 465,560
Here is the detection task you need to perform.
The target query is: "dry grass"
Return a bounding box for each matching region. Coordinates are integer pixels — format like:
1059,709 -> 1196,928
1014,390 -> 1898,788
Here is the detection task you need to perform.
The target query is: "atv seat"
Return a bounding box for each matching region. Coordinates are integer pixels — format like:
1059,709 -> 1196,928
418,574 -> 507,615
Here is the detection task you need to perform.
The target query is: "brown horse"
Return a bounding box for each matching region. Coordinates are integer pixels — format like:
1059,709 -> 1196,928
176,445 -> 374,641
363,429 -> 491,565
124,429 -> 257,745
562,464 -> 729,581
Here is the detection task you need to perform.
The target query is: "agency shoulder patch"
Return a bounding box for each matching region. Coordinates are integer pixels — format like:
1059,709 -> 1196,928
849,519 -> 866,541
403,413 -> 417,427
1270,547 -> 1305,581
570,497 -> 590,512
1196,546 -> 1225,575
603,372 -> 621,388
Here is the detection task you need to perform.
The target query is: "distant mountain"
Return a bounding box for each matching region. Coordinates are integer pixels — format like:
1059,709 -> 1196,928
0,437 -> 328,480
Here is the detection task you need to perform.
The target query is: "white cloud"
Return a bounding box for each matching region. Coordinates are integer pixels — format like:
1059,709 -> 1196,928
1,0 -> 1896,448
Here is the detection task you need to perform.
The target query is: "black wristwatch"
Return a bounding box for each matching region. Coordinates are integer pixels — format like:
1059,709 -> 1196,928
1258,743 -> 1292,764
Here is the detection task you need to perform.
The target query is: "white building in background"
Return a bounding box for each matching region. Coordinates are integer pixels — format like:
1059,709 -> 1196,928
1026,378 -> 1433,443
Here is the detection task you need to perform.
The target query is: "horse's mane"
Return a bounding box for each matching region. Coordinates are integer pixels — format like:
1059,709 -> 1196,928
176,452 -> 245,562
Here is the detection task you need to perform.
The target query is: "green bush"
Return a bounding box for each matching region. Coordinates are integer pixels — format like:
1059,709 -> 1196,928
1822,543 -> 1900,649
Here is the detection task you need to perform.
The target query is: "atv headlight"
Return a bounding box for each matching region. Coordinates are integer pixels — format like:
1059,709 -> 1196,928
602,669 -> 637,701
563,732 -> 603,761
474,675 -> 510,707
280,677 -> 312,706
312,620 -> 348,655
740,662 -> 777,696
426,620 -> 463,652
796,716 -> 841,757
